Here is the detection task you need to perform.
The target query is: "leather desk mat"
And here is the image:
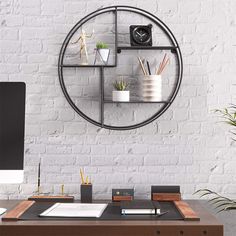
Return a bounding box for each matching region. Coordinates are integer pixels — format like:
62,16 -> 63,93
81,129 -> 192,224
19,201 -> 184,221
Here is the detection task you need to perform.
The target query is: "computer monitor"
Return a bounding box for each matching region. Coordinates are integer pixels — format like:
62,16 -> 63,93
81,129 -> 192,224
0,82 -> 25,183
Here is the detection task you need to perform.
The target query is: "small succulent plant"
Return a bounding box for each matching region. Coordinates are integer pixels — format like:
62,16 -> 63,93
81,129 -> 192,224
96,42 -> 108,49
113,79 -> 129,91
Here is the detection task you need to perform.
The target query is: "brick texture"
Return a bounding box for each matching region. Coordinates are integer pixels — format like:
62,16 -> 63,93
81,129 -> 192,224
0,0 -> 236,202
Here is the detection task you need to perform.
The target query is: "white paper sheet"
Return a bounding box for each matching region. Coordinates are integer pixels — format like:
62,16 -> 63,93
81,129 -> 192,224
40,203 -> 108,218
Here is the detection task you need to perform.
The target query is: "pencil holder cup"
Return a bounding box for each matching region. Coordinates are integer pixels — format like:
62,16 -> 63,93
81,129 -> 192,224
142,75 -> 162,102
81,184 -> 92,203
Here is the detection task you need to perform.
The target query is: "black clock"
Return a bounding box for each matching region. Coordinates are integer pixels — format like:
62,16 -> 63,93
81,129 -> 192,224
130,24 -> 152,46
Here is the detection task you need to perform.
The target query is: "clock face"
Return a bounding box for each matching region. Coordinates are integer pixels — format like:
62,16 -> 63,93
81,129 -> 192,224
133,27 -> 150,43
130,25 -> 152,46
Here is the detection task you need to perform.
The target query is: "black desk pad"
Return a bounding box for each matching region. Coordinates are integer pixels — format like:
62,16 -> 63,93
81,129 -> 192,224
19,201 -> 183,221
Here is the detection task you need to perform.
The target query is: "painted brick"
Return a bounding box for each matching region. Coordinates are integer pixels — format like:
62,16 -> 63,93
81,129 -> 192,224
0,0 -> 235,205
0,28 -> 18,40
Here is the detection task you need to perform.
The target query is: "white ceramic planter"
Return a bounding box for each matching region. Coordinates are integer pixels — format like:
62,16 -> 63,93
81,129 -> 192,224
142,75 -> 162,101
97,48 -> 110,64
112,91 -> 130,102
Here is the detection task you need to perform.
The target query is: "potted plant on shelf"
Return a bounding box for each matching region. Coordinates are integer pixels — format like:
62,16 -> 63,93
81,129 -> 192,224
94,42 -> 110,65
112,78 -> 130,102
195,104 -> 236,212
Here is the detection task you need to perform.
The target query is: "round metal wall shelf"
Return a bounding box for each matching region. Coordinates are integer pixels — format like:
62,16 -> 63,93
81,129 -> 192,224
58,5 -> 183,130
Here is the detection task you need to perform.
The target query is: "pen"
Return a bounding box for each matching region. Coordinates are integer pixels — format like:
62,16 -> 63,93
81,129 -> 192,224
147,61 -> 151,75
37,159 -> 41,195
157,210 -> 169,217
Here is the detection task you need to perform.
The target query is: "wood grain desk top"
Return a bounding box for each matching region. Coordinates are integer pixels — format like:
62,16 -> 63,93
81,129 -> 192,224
0,200 -> 223,236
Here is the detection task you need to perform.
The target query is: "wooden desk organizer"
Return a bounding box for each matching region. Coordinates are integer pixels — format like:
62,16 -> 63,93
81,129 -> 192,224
112,195 -> 133,202
152,193 -> 181,201
151,185 -> 181,201
2,200 -> 35,221
112,188 -> 134,202
174,201 -> 200,221
28,195 -> 74,202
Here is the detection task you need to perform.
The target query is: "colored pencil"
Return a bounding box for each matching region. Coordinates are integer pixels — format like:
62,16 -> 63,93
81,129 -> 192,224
137,57 -> 147,75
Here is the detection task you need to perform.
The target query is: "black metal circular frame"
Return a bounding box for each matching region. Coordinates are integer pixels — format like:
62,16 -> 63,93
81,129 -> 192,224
58,5 -> 183,130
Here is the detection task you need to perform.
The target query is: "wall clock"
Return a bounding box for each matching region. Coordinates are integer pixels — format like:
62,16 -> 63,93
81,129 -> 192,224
58,6 -> 183,130
130,24 -> 152,46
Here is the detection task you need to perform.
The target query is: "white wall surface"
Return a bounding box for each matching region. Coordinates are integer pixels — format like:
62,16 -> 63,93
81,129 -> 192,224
0,0 -> 235,202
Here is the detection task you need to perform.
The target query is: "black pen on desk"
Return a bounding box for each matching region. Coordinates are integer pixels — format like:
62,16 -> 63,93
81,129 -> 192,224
147,61 -> 151,75
157,210 -> 169,217
37,159 -> 41,195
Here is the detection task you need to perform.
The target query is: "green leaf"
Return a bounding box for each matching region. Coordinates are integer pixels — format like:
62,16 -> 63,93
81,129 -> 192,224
224,205 -> 236,211
195,188 -> 236,213
214,202 -> 235,209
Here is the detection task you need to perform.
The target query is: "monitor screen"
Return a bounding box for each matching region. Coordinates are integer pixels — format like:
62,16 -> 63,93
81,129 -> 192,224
0,82 -> 25,183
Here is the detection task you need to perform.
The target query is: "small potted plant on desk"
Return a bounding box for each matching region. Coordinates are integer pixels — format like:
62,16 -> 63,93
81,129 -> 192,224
112,78 -> 130,102
94,42 -> 110,65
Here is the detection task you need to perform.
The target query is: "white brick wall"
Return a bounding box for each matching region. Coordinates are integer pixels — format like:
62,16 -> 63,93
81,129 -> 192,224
0,0 -> 236,201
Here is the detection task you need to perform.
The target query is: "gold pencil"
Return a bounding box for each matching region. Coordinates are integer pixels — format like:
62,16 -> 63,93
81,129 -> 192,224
80,168 -> 85,184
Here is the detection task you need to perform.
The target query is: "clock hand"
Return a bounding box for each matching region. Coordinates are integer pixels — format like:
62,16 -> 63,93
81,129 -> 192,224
136,31 -> 142,37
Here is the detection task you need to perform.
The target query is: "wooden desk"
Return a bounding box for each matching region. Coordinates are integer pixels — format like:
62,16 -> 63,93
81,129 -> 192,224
0,200 -> 223,236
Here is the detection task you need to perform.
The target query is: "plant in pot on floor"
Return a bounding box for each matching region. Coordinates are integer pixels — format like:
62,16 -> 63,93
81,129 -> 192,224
112,78 -> 130,102
195,104 -> 236,213
94,42 -> 110,65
